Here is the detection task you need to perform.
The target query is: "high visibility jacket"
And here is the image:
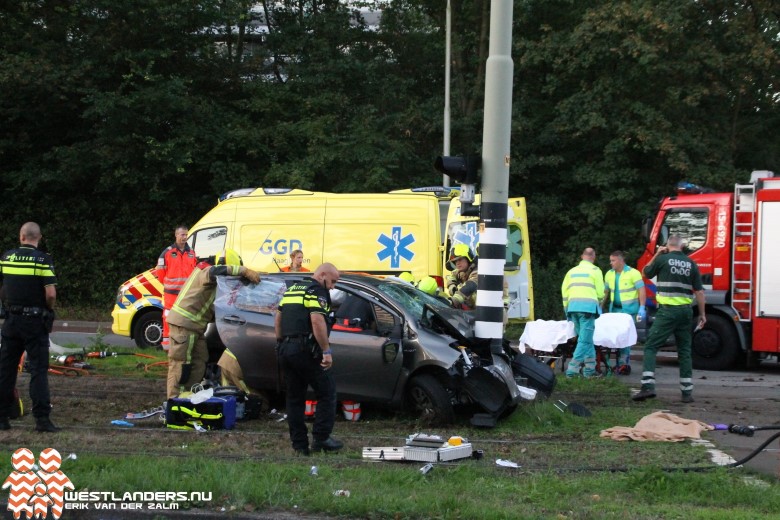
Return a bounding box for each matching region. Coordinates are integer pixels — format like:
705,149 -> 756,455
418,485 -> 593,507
644,251 -> 703,305
155,244 -> 197,308
0,244 -> 57,307
561,260 -> 604,314
278,280 -> 331,338
167,262 -> 242,334
604,265 -> 644,314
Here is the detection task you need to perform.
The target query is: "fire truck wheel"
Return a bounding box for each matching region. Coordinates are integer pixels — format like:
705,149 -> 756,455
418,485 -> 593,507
691,314 -> 739,371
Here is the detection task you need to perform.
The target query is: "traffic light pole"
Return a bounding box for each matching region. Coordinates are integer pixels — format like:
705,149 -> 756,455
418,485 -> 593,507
475,0 -> 513,354
442,0 -> 451,187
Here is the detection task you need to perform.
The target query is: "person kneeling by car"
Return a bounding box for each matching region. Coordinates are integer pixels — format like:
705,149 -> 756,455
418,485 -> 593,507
275,263 -> 343,456
166,249 -> 260,399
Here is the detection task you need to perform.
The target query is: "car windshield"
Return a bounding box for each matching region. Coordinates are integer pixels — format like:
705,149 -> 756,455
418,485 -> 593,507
375,281 -> 451,320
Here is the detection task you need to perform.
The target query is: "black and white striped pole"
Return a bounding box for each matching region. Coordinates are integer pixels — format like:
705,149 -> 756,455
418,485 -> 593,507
434,1 -> 513,356
476,0 -> 513,355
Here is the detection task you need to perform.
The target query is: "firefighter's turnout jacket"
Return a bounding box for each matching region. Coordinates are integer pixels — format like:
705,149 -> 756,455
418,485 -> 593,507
167,262 -> 243,335
447,263 -> 478,309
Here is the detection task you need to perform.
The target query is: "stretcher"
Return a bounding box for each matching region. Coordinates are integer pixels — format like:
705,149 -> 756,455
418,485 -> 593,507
518,313 -> 638,374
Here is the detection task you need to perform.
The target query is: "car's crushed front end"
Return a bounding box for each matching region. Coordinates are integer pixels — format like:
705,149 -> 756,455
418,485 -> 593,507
416,302 -> 524,427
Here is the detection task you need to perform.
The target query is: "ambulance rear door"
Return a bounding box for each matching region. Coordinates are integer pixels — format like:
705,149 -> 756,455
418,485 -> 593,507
445,197 -> 533,321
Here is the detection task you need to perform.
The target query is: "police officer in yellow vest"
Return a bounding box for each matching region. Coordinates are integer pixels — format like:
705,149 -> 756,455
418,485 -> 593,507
166,249 -> 260,399
603,251 -> 646,375
0,223 -> 59,432
633,235 -> 705,403
561,248 -> 604,377
275,263 -> 342,455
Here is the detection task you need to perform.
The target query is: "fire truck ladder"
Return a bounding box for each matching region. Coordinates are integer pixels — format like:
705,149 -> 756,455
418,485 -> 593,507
731,184 -> 755,321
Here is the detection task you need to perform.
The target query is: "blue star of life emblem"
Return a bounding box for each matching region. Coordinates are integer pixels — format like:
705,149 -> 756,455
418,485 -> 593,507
377,226 -> 415,269
452,222 -> 478,253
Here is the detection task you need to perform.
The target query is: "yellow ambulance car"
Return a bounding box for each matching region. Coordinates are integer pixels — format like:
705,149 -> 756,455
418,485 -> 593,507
111,187 -> 534,347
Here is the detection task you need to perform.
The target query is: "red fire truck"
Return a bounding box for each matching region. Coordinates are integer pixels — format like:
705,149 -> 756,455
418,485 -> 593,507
637,170 -> 780,370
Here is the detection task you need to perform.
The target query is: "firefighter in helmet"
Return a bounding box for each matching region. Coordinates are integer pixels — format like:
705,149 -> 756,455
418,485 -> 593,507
165,249 -> 260,399
445,244 -> 478,310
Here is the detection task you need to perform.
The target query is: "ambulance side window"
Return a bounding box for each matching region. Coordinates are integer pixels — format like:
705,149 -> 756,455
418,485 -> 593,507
659,210 -> 708,254
190,226 -> 228,260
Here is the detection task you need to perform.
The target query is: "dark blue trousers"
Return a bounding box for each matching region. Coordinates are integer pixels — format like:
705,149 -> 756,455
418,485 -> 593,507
279,340 -> 336,451
0,315 -> 51,418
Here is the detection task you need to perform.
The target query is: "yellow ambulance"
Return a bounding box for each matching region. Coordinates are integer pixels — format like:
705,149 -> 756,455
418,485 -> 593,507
111,187 -> 534,347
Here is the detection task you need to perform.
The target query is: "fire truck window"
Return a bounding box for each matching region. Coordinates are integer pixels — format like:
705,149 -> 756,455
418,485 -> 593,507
660,210 -> 708,253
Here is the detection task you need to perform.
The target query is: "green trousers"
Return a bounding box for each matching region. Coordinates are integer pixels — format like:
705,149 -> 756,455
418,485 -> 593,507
641,305 -> 694,395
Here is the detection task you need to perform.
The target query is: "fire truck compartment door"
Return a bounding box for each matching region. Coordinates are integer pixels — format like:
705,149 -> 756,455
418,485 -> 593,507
757,201 -> 780,316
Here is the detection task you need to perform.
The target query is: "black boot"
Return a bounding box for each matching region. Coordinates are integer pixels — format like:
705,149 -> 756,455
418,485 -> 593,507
0,418 -> 10,430
312,437 -> 343,452
35,417 -> 61,432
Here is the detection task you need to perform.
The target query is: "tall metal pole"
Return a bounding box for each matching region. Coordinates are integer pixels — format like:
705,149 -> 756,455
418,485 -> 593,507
475,0 -> 513,354
442,0 -> 451,187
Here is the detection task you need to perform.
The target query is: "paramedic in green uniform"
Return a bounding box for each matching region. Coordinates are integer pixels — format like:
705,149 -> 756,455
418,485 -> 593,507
603,251 -> 646,374
632,235 -> 706,403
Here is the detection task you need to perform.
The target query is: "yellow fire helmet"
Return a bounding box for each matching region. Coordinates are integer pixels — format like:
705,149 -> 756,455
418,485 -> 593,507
417,276 -> 439,296
398,272 -> 415,284
215,248 -> 243,267
449,243 -> 474,264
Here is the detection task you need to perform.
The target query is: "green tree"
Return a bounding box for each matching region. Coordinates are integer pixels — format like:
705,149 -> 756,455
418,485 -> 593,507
512,0 -> 779,269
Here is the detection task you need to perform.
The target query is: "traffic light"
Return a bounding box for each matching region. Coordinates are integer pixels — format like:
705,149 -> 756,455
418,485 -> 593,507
434,154 -> 481,205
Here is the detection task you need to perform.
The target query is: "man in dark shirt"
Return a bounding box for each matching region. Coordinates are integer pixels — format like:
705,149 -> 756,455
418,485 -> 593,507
275,263 -> 342,455
0,222 -> 59,432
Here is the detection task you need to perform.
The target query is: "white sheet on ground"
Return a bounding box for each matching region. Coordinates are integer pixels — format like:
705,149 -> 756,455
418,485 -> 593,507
593,313 -> 637,350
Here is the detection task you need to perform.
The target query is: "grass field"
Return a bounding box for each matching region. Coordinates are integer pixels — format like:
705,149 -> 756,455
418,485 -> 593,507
3,344 -> 779,519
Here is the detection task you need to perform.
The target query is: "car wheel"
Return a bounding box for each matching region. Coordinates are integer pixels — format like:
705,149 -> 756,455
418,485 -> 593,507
133,311 -> 163,349
692,314 -> 739,371
499,403 -> 517,419
406,374 -> 455,425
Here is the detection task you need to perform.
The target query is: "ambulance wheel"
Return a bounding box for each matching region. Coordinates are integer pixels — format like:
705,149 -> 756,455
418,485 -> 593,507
406,374 -> 454,425
692,314 -> 739,371
133,311 -> 163,349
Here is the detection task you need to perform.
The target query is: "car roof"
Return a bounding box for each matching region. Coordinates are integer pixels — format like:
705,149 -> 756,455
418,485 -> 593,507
263,272 -> 406,288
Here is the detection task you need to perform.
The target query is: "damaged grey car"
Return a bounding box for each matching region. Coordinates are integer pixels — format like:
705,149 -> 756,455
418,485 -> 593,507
207,273 -> 554,427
